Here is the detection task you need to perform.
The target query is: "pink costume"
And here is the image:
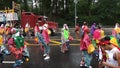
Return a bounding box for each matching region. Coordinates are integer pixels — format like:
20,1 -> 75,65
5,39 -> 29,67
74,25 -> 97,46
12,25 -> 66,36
93,29 -> 101,40
42,24 -> 50,44
80,27 -> 90,51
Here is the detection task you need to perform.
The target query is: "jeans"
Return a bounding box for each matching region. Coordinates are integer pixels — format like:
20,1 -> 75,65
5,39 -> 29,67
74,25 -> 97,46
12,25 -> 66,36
36,32 -> 50,54
82,51 -> 92,67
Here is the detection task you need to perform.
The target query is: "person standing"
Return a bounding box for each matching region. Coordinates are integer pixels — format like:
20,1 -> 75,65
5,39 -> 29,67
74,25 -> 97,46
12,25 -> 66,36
90,23 -> 96,36
61,24 -> 70,53
99,36 -> 120,68
2,15 -> 6,25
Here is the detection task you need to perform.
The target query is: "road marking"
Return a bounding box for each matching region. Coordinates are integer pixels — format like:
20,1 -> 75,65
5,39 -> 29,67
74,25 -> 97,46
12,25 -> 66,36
50,40 -> 61,44
25,39 -> 80,41
25,39 -> 80,46
2,61 -> 23,64
25,41 -> 29,45
24,43 -> 79,46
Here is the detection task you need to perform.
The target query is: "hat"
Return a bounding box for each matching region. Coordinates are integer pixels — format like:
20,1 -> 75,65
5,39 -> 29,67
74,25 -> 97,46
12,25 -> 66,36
98,36 -> 111,46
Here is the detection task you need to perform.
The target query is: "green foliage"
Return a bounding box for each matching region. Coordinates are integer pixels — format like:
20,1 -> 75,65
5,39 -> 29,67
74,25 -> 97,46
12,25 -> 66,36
1,0 -> 120,26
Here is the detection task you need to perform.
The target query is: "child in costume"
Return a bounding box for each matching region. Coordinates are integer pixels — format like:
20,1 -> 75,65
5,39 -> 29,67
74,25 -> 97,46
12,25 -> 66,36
61,24 -> 70,53
7,27 -> 29,67
42,24 -> 51,60
80,22 -> 92,68
34,23 -> 50,60
0,24 -> 10,63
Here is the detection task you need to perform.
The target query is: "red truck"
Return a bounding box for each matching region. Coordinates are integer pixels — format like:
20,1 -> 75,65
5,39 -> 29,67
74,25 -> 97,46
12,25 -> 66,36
21,12 -> 58,35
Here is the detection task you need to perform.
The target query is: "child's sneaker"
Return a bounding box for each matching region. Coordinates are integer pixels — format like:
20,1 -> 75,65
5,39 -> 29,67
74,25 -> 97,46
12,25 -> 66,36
44,56 -> 50,60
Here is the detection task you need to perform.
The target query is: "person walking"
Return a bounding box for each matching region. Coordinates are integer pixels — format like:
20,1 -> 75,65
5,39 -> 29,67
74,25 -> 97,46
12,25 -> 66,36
75,23 -> 80,39
42,24 -> 51,60
34,23 -> 50,60
61,24 -> 70,53
90,23 -> 96,36
80,22 -> 92,68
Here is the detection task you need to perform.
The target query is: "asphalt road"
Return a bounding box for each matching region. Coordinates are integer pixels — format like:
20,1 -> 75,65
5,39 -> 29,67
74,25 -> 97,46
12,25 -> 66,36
1,27 -> 113,68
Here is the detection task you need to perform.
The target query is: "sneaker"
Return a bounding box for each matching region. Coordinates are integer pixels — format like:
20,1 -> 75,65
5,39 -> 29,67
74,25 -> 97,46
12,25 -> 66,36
80,60 -> 85,66
43,53 -> 47,57
44,56 -> 50,60
89,66 -> 92,68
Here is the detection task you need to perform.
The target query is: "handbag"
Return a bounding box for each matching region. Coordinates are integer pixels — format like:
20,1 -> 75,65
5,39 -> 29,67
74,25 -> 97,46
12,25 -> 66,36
87,43 -> 95,54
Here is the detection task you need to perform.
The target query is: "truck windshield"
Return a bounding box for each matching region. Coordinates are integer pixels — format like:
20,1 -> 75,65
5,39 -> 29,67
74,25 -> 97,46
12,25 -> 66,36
25,13 -> 31,15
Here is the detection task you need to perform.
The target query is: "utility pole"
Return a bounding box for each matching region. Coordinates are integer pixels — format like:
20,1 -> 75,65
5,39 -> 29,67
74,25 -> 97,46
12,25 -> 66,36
74,0 -> 78,27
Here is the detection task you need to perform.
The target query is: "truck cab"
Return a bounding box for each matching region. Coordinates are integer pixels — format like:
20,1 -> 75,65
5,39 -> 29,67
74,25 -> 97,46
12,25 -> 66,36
21,12 -> 58,35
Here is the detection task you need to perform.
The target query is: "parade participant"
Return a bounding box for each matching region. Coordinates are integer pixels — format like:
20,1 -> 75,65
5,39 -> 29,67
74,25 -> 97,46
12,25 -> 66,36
112,23 -> 120,42
2,15 -> 6,25
25,23 -> 31,38
92,25 -> 105,67
99,35 -> 120,68
80,22 -> 92,68
90,23 -> 96,36
5,23 -> 12,35
0,24 -> 10,63
61,24 -> 70,53
0,26 -> 5,63
75,23 -> 80,39
34,23 -> 49,60
0,24 -> 5,34
42,24 -> 51,60
7,27 -> 29,67
93,25 -> 104,42
81,22 -> 88,36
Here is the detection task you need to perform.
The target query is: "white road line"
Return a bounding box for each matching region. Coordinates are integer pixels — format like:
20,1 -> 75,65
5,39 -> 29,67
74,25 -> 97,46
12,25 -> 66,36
2,61 -> 23,64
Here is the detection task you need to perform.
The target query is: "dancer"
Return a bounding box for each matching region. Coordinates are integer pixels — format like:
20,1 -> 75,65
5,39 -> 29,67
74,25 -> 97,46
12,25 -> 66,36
42,24 -> 51,60
7,27 -> 29,67
61,24 -> 70,53
34,23 -> 50,60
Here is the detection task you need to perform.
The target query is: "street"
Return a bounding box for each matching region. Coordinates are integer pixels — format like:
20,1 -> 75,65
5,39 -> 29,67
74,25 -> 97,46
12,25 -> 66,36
0,28 -> 106,68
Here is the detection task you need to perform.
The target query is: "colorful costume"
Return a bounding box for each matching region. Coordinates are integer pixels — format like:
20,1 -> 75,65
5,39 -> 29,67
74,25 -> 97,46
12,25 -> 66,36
61,24 -> 70,53
0,24 -> 10,63
90,23 -> 96,36
112,28 -> 120,43
80,25 -> 92,67
42,24 -> 51,60
7,28 -> 29,67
